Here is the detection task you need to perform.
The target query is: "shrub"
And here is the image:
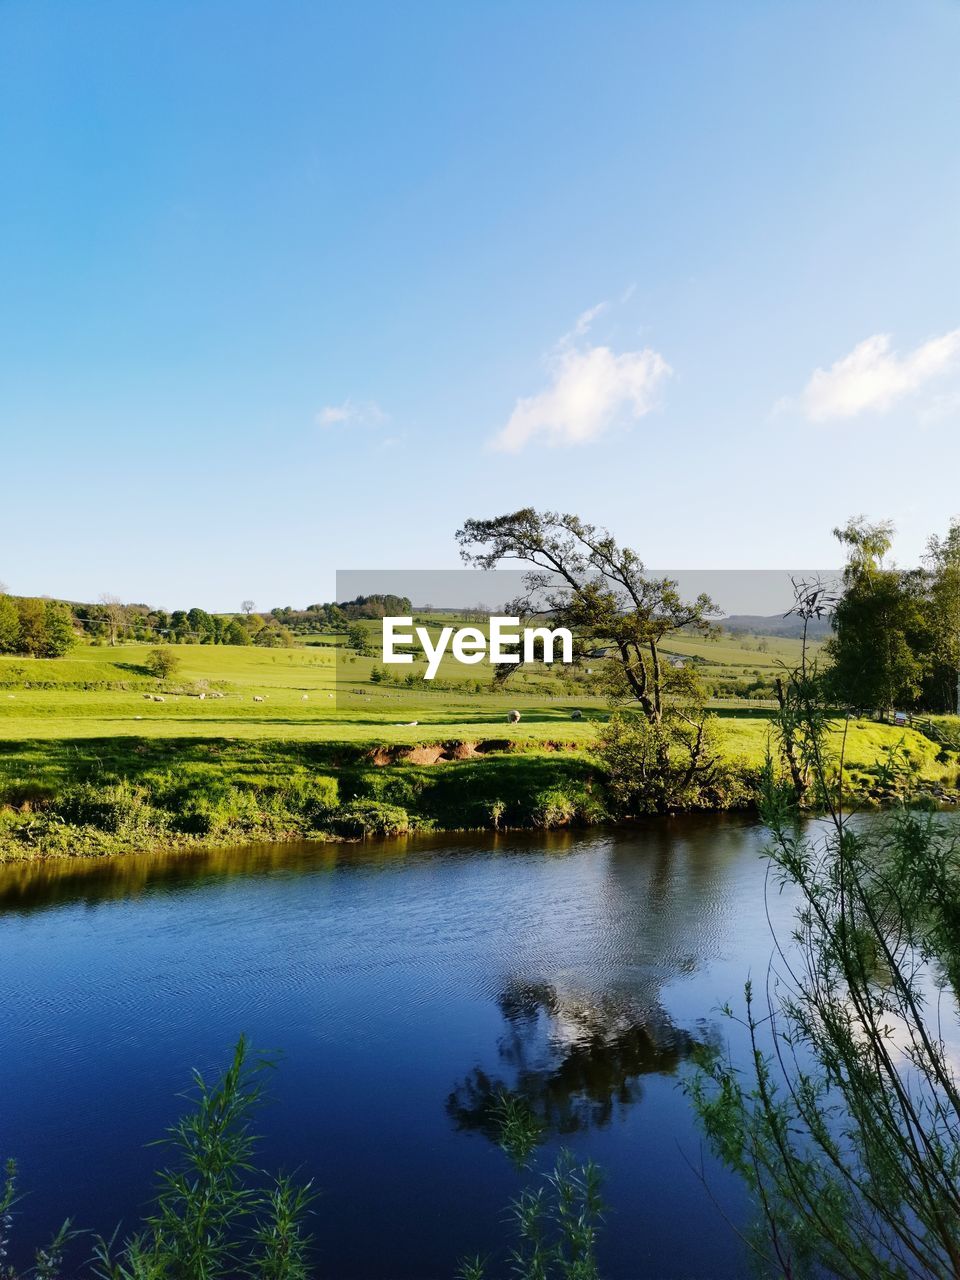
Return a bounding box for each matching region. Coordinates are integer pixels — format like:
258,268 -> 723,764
304,775 -> 339,820
330,800 -> 411,837
530,787 -> 578,828
689,648 -> 960,1279
171,784 -> 260,836
55,781 -> 153,835
267,774 -> 339,825
145,648 -> 181,681
530,785 -> 607,828
595,711 -> 724,814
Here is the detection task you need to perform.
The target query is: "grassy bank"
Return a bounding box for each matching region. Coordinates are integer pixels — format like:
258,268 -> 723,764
0,737 -> 606,860
1,643 -> 958,862
1,719 -> 958,863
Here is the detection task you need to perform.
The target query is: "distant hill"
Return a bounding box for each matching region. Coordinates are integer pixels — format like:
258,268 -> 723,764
721,613 -> 833,640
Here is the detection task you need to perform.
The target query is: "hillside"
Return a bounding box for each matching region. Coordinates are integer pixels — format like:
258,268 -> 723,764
721,613 -> 833,640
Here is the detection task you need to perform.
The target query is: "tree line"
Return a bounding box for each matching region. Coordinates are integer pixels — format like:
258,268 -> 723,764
825,516 -> 960,715
0,593 -> 76,657
0,591 -> 412,656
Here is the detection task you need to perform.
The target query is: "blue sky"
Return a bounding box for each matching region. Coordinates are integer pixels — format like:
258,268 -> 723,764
2,1 -> 959,610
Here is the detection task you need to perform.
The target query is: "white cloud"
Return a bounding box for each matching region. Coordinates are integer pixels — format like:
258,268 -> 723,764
492,328 -> 671,453
317,398 -> 387,427
790,329 -> 960,422
570,301 -> 607,339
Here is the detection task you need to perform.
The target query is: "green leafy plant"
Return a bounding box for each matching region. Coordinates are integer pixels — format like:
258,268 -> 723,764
459,1087 -> 604,1280
688,646 -> 960,1277
0,1038 -> 314,1280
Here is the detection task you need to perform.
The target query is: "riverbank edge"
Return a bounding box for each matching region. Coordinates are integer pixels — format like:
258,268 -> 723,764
1,733 -> 957,864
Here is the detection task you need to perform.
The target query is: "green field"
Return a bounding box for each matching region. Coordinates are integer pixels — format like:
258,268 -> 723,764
0,635 -> 950,766
1,636 -> 957,861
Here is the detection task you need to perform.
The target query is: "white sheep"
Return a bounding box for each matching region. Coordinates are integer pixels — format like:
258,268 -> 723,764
253,695 -> 265,703
571,709 -> 583,720
198,692 -> 205,701
301,693 -> 309,701
153,695 -> 165,703
508,709 -> 521,723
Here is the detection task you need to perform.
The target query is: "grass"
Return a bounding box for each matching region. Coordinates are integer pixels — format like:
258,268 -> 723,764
0,639 -> 952,769
0,629 -> 813,744
0,639 -> 957,861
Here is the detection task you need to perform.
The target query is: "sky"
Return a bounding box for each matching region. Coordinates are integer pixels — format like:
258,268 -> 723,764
2,0 -> 959,611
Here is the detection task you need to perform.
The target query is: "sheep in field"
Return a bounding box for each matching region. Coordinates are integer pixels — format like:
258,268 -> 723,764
253,695 -> 265,703
153,695 -> 165,703
301,694 -> 309,701
508,709 -> 521,723
571,709 -> 583,721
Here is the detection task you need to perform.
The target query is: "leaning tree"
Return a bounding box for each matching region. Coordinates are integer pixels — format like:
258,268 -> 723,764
456,508 -> 721,810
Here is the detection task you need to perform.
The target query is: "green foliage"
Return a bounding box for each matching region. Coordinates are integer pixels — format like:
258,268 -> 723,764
345,624 -> 371,655
224,619 -> 252,646
530,784 -> 606,828
458,1080 -> 605,1280
271,774 -> 339,825
825,560 -> 928,713
96,1037 -> 314,1279
40,602 -> 77,658
688,689 -> 960,1277
460,1149 -> 604,1280
0,1040 -> 314,1280
492,1089 -> 544,1168
145,649 -> 180,681
923,519 -> 960,714
0,1036 -> 605,1280
594,710 -> 725,814
826,515 -> 960,714
0,597 -> 76,658
331,799 -> 411,836
171,784 -> 261,837
0,595 -> 19,652
55,781 -> 154,836
0,1157 -> 74,1279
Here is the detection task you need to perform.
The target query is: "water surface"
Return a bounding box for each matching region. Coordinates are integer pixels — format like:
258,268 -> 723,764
0,819 -> 798,1277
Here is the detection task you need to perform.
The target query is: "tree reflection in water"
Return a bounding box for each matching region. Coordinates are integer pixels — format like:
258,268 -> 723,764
447,979 -> 702,1143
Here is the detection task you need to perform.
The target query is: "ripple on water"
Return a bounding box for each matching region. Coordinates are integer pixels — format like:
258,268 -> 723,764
0,818 -> 793,1280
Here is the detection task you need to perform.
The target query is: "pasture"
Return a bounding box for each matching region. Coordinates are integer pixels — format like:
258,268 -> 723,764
0,635 -> 951,782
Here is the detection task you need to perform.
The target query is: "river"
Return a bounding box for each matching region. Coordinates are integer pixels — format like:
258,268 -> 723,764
0,817 -> 804,1278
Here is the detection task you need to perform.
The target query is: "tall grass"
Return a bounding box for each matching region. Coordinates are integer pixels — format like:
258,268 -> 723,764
4,1046 -> 605,1280
2,1038 -> 314,1280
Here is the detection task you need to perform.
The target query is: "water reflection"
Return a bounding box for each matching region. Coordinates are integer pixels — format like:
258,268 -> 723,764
448,978 -> 702,1142
0,818 -> 774,1279
0,829 -> 588,914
